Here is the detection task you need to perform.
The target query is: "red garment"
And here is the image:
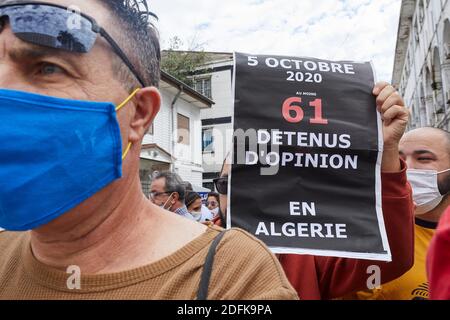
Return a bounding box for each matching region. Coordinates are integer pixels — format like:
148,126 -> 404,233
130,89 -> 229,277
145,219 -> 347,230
427,205 -> 450,300
279,160 -> 414,299
212,215 -> 223,226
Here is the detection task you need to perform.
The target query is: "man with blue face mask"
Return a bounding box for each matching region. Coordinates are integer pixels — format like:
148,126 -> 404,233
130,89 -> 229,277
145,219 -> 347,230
350,127 -> 450,300
0,0 -> 298,300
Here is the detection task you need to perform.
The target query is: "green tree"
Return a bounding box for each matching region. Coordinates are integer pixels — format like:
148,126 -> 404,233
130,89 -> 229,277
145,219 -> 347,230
161,36 -> 209,87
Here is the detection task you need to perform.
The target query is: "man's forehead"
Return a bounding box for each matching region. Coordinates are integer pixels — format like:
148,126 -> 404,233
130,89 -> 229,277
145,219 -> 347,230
400,136 -> 433,150
400,130 -> 444,150
151,177 -> 166,188
400,130 -> 444,147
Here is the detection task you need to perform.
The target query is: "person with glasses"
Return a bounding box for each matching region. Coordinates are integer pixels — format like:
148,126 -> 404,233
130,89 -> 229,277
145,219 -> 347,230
149,171 -> 194,220
206,192 -> 220,217
0,0 -> 298,300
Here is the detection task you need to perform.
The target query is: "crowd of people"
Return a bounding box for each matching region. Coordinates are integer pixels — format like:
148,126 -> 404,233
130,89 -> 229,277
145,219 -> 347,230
0,0 -> 449,300
148,170 -> 221,224
142,124 -> 450,300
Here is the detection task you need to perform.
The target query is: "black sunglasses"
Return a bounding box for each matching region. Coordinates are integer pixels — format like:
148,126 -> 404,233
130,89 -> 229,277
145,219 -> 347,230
0,2 -> 154,87
213,177 -> 228,195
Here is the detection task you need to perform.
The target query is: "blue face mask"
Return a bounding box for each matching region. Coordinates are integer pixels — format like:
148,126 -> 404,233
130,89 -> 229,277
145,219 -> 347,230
0,88 -> 138,231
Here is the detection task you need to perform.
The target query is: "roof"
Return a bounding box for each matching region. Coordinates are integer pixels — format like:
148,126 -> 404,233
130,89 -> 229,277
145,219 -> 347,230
161,50 -> 233,65
141,143 -> 172,157
160,70 -> 214,109
141,143 -> 174,163
392,0 -> 416,86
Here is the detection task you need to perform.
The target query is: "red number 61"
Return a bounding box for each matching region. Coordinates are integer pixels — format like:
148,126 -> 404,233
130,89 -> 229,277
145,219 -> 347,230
282,97 -> 328,125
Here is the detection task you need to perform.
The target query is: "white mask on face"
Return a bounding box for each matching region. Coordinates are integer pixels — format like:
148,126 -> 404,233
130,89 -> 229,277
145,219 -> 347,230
407,168 -> 450,215
211,207 -> 219,216
190,211 -> 202,222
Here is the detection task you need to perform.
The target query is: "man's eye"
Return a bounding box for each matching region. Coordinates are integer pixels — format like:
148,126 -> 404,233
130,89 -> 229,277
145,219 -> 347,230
39,63 -> 65,75
418,157 -> 432,161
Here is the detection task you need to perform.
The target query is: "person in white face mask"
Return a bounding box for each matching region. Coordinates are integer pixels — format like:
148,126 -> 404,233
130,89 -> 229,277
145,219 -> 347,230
185,191 -> 213,223
206,192 -> 220,218
401,127 -> 450,220
351,127 -> 449,300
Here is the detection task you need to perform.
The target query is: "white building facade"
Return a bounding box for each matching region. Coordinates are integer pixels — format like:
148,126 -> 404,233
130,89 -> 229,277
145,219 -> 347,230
393,0 -> 450,130
191,53 -> 235,190
139,71 -> 213,195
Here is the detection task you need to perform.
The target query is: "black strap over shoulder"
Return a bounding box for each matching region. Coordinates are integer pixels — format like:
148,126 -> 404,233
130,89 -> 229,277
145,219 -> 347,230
197,230 -> 228,300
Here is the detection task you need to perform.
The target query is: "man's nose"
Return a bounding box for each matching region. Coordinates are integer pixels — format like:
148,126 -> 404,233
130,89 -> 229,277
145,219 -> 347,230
405,157 -> 415,169
0,62 -> 25,89
0,57 -> 20,85
0,23 -> 22,89
0,20 -> 12,61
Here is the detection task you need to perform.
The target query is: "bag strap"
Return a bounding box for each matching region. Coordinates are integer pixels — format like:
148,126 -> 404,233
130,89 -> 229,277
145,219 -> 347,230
197,230 -> 228,300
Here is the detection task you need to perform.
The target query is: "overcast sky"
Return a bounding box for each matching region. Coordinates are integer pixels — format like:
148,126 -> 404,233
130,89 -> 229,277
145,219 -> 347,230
150,0 -> 402,82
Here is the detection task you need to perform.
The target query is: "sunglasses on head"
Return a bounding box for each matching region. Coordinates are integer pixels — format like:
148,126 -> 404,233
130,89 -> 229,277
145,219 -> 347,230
0,2 -> 154,87
213,176 -> 228,195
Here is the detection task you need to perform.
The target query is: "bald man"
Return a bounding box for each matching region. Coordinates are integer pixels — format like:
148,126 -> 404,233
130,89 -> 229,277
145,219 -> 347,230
401,127 -> 450,219
349,127 -> 450,300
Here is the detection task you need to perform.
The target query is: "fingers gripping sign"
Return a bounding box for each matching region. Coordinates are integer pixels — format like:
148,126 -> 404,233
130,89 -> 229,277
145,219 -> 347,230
373,82 -> 410,151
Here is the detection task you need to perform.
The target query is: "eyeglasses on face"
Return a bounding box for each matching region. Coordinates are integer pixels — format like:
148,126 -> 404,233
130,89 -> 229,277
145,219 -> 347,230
149,191 -> 173,200
0,2 -> 149,87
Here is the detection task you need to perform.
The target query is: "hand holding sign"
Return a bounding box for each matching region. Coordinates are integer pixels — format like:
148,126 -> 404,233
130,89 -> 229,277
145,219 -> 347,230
373,82 -> 410,172
231,52 -> 393,261
373,82 -> 409,150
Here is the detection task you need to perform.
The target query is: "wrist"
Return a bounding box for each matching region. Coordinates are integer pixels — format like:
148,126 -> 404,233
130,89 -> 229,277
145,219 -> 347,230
383,143 -> 399,152
382,145 -> 401,172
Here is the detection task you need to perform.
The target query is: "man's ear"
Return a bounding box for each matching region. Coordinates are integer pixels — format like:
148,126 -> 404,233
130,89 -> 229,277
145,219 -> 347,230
172,192 -> 180,203
128,87 -> 161,143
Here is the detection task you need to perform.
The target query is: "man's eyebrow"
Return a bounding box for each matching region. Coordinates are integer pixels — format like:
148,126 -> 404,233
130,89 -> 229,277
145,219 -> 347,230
9,46 -> 62,61
413,150 -> 436,156
8,45 -> 82,67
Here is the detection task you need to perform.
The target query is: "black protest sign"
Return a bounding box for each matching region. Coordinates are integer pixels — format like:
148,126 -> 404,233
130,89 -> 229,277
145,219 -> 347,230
229,52 -> 390,261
